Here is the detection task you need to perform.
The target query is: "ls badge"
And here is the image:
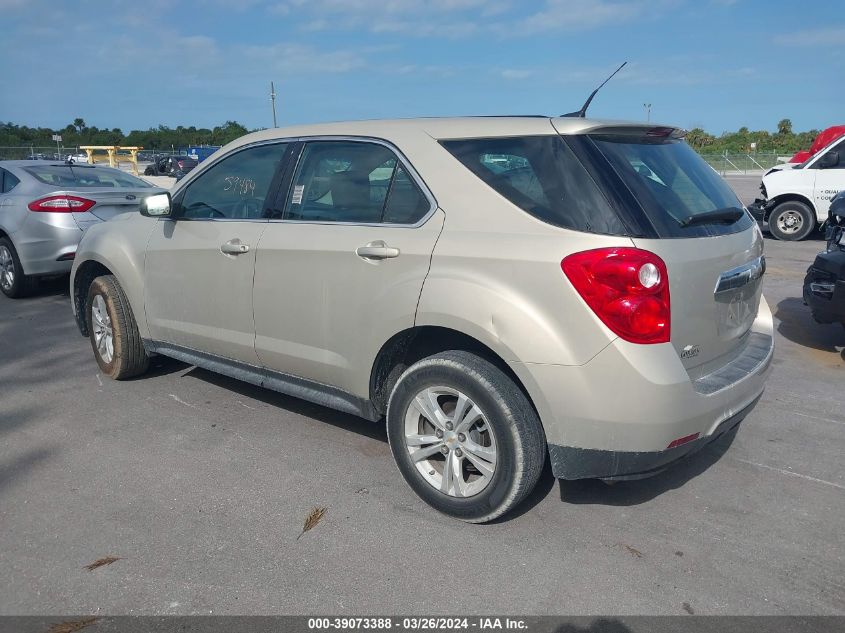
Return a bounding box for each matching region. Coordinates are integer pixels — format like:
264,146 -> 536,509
680,344 -> 700,360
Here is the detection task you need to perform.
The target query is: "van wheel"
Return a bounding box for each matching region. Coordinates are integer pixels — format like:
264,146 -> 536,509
86,275 -> 149,380
386,351 -> 546,523
0,237 -> 36,299
769,201 -> 816,241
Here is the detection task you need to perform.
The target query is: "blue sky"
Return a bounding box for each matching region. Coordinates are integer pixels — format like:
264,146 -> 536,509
0,0 -> 842,134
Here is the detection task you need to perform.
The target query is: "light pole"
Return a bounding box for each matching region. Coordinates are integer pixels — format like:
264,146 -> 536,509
270,81 -> 278,128
643,103 -> 652,122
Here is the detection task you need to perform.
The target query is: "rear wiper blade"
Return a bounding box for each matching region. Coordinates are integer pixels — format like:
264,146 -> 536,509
678,207 -> 745,228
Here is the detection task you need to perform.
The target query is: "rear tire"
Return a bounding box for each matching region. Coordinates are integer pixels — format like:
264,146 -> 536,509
769,201 -> 816,241
86,275 -> 149,380
386,351 -> 546,523
0,237 -> 36,299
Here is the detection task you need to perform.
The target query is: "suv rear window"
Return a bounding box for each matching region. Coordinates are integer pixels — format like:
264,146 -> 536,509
586,134 -> 753,238
24,165 -> 151,189
440,136 -> 628,235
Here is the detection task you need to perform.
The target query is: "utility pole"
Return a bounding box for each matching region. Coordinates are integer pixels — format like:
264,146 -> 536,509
270,81 -> 277,128
643,103 -> 652,122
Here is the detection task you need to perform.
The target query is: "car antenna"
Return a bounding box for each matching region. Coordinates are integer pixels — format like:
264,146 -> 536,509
561,61 -> 627,118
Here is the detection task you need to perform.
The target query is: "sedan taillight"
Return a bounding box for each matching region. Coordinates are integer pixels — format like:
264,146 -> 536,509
28,195 -> 96,213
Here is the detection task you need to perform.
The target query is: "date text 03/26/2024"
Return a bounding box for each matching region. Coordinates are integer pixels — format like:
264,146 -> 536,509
307,618 -> 528,631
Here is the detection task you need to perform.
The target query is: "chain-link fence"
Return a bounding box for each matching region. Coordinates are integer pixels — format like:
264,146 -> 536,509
698,151 -> 790,175
0,146 -> 90,161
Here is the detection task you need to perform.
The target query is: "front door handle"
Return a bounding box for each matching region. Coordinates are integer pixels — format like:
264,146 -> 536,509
221,239 -> 250,255
355,241 -> 400,260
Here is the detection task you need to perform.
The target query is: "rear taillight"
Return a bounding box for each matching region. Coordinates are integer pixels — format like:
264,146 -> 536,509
562,247 -> 671,344
28,195 -> 95,213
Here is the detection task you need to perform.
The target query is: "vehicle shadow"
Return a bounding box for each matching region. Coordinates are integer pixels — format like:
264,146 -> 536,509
182,365 -> 389,443
161,358 -> 745,512
762,231 -> 827,242
774,296 -> 845,359
557,427 -> 738,507
135,354 -> 193,380
26,275 -> 69,298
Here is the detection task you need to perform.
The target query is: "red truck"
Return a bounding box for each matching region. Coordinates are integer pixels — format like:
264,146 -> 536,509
790,125 -> 845,163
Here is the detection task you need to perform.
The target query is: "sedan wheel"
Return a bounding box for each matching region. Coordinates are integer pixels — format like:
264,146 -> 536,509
0,237 -> 35,298
0,244 -> 15,293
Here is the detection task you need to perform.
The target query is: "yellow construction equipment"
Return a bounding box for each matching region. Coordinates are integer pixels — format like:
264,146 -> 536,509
79,146 -> 143,175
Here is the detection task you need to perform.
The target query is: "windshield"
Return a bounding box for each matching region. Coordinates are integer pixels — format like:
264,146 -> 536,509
587,135 -> 752,238
24,165 -> 151,189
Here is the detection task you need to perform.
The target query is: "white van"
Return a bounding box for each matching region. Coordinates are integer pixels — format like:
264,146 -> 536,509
750,136 -> 845,240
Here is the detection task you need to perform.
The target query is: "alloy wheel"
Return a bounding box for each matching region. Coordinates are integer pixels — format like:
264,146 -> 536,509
91,294 -> 114,364
0,245 -> 14,291
403,386 -> 497,497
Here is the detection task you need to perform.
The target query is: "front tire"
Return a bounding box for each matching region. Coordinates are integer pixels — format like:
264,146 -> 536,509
386,351 -> 546,523
86,275 -> 149,380
769,201 -> 816,241
0,237 -> 36,299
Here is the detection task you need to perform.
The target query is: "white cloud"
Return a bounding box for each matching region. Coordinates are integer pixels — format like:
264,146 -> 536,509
509,0 -> 660,35
269,0 -> 666,38
241,43 -> 367,73
774,27 -> 845,47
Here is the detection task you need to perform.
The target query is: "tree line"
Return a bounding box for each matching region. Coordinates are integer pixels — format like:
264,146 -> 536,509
0,117 -> 831,156
685,119 -> 823,154
0,118 -> 250,151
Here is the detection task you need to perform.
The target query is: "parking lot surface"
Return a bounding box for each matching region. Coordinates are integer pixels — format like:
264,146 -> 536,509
0,176 -> 842,615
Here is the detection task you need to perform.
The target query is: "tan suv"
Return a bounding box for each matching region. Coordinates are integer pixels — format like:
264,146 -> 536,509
70,117 -> 773,522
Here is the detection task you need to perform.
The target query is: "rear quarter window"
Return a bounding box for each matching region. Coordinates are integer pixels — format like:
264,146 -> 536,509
440,135 -> 630,235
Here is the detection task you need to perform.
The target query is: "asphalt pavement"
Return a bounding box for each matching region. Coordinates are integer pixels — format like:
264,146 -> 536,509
0,175 -> 842,615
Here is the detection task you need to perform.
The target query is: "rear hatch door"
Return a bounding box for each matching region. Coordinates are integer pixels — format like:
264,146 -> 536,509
633,231 -> 763,372
573,125 -> 764,372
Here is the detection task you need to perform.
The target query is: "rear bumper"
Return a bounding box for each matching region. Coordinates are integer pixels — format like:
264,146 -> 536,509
14,213 -> 84,276
510,297 -> 774,480
548,395 -> 758,480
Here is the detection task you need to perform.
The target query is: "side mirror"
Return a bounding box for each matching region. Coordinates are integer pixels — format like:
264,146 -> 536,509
819,151 -> 839,169
140,192 -> 172,217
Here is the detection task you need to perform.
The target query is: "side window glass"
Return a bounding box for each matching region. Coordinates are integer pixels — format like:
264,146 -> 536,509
285,141 -> 398,223
179,143 -> 287,219
833,141 -> 845,169
1,169 -> 20,193
383,165 -> 430,224
478,152 -> 549,209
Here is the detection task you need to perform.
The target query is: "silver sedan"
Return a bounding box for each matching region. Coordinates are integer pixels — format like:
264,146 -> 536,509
0,160 -> 165,297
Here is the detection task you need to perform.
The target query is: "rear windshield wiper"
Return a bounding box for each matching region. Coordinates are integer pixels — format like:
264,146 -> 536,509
678,207 -> 745,228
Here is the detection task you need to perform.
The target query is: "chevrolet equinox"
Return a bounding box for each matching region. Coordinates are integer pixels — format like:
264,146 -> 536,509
70,117 -> 773,522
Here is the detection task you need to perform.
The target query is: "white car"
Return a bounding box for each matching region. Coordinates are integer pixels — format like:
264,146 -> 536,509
750,136 -> 845,240
68,152 -> 89,164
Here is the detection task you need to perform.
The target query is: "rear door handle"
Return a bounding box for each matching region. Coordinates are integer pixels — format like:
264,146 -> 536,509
221,239 -> 250,255
355,241 -> 400,260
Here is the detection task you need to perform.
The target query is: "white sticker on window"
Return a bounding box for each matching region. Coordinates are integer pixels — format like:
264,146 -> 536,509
291,184 -> 304,205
